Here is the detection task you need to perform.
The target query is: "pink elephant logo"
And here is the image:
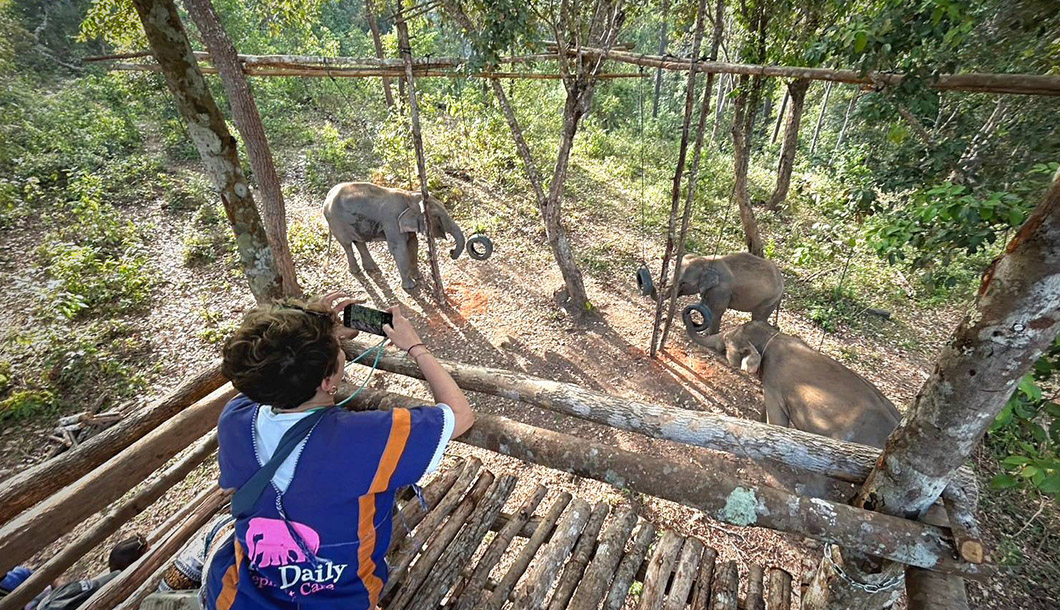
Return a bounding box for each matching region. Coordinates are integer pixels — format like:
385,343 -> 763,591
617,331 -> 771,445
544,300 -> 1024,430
246,517 -> 321,568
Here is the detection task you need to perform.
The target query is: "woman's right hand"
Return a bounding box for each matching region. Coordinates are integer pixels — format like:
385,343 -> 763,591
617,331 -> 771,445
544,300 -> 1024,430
382,306 -> 423,351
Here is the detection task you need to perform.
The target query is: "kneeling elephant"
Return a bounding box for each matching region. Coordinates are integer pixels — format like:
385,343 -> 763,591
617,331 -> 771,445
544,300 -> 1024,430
323,182 -> 466,291
686,319 -> 900,448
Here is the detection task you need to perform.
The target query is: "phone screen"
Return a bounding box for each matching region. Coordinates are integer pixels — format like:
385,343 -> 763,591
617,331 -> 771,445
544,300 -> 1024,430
343,304 -> 394,336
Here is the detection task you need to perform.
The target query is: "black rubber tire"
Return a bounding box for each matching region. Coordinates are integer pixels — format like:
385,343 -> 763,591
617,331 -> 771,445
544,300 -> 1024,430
636,266 -> 654,296
682,303 -> 713,333
467,234 -> 493,260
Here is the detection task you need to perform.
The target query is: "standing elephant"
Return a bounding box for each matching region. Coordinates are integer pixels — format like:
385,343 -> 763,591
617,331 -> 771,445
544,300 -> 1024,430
686,320 -> 900,447
323,182 -> 466,291
653,253 -> 784,334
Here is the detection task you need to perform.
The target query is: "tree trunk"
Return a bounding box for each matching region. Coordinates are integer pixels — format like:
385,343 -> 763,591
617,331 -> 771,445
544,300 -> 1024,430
396,9 -> 445,301
766,78 -> 809,210
731,74 -> 765,256
809,81 -> 832,155
770,89 -> 788,144
830,91 -> 859,162
649,0 -> 709,356
652,0 -> 669,118
656,0 -> 724,354
808,170 -> 1060,609
130,0 -> 282,303
950,98 -> 1008,185
183,0 -> 300,297
712,74 -> 728,142
905,568 -> 970,610
365,0 -> 395,108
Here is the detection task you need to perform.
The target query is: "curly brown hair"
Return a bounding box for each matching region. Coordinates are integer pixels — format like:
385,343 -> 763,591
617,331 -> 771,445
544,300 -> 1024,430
221,299 -> 341,410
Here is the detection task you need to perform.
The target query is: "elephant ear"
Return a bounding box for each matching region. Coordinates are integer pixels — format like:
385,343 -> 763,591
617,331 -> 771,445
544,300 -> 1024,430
397,206 -> 425,234
740,345 -> 762,375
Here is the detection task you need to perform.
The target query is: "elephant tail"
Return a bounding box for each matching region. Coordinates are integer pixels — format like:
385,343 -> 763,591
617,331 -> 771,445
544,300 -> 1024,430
772,293 -> 782,328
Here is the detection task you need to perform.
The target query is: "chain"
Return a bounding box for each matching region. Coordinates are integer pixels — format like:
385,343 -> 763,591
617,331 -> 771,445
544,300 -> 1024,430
821,544 -> 904,595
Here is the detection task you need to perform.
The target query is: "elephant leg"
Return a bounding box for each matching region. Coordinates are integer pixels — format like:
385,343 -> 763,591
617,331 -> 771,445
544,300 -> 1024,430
354,242 -> 379,272
387,234 -> 417,291
702,288 -> 731,335
751,295 -> 781,322
763,388 -> 790,427
340,241 -> 362,275
406,233 -> 421,279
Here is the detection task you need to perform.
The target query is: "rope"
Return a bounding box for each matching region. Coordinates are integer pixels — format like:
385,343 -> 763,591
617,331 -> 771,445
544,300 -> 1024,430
335,336 -> 391,407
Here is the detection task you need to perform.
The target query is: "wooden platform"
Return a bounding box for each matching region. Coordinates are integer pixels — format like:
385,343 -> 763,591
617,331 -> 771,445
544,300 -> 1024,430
381,458 -> 795,610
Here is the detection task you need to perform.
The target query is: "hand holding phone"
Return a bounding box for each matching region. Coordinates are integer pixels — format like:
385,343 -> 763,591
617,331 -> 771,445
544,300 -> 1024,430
343,304 -> 394,336
380,306 -> 423,351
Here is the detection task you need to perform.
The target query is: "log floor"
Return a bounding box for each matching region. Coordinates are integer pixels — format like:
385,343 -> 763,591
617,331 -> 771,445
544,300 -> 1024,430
382,458 -> 796,610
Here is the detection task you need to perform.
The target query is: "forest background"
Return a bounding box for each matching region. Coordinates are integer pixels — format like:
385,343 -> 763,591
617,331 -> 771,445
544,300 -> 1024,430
0,0 -> 1058,606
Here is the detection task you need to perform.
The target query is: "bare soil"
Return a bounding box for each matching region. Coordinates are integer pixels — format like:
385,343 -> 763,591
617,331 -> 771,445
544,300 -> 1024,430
1,168 -> 1056,609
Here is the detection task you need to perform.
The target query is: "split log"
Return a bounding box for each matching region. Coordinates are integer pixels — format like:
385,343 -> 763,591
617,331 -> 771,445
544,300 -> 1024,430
391,461 -> 463,541
341,341 -> 978,505
388,470 -> 496,609
638,530 -> 685,610
746,564 -> 766,610
547,502 -> 610,610
0,432 -> 218,610
450,484 -> 548,610
944,488 -> 985,564
765,568 -> 792,610
399,474 -> 517,610
0,362 -> 226,526
484,493 -> 573,610
0,384 -> 236,575
603,522 -> 656,610
905,567 -> 970,610
665,537 -> 705,610
79,486 -> 228,610
350,387 -> 990,579
550,46 -> 1060,97
382,458 -> 482,598
510,498 -> 592,610
710,561 -> 739,610
567,506 -> 639,610
690,547 -> 718,609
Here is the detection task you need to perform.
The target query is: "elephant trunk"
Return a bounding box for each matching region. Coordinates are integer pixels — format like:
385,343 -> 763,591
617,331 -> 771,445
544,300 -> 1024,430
442,215 -> 465,259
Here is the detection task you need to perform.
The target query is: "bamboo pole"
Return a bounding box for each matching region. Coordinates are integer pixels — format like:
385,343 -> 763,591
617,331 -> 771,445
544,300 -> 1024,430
0,362 -> 225,527
395,5 -> 444,301
340,340 -> 979,501
0,384 -> 236,575
350,386 -> 991,579
106,62 -> 645,80
0,432 -> 218,610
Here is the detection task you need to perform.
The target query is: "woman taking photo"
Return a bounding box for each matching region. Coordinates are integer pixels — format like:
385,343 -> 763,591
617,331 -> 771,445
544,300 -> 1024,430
204,292 -> 473,610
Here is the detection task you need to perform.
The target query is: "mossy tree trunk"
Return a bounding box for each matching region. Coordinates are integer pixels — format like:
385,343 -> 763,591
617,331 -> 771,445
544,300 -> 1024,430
183,0 -> 301,297
130,0 -> 283,303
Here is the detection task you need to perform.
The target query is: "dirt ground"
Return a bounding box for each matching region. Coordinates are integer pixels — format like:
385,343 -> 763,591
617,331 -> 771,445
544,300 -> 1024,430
1,169 -> 1055,609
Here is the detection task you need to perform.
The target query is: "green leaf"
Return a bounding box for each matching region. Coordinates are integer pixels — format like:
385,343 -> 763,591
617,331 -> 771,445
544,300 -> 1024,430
1008,208 -> 1024,227
854,31 -> 868,53
990,474 -> 1020,489
1018,375 -> 1043,401
1020,465 -> 1041,480
1038,474 -> 1060,494
1002,455 -> 1032,468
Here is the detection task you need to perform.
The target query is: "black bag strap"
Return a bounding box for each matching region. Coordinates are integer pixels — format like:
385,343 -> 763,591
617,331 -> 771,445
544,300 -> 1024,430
231,408 -> 328,519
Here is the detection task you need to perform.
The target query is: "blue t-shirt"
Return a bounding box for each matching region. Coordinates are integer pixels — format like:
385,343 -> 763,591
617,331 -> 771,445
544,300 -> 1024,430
204,395 -> 449,610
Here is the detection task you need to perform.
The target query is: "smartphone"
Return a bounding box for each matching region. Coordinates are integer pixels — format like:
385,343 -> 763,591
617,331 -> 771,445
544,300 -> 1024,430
343,304 -> 394,336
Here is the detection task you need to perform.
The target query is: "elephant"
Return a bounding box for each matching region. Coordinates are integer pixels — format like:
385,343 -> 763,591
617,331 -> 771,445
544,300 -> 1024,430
653,253 -> 784,335
686,320 -> 901,448
323,182 -> 466,291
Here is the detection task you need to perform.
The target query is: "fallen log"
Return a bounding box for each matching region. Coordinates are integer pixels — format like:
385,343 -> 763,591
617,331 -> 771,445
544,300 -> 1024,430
0,432 -> 218,610
80,485 -> 228,610
0,384 -> 236,575
0,361 -> 226,526
351,387 -> 991,579
341,341 -> 978,510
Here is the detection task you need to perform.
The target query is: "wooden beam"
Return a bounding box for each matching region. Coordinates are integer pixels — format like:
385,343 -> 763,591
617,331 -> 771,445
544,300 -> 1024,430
0,362 -> 225,527
340,340 -> 978,502
106,62 -> 645,80
0,384 -> 236,575
0,432 -> 217,610
349,387 -> 991,579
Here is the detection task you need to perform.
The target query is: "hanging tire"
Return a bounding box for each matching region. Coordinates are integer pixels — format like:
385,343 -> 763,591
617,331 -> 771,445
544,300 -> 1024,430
636,266 -> 654,296
467,234 -> 493,260
683,303 -> 713,333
